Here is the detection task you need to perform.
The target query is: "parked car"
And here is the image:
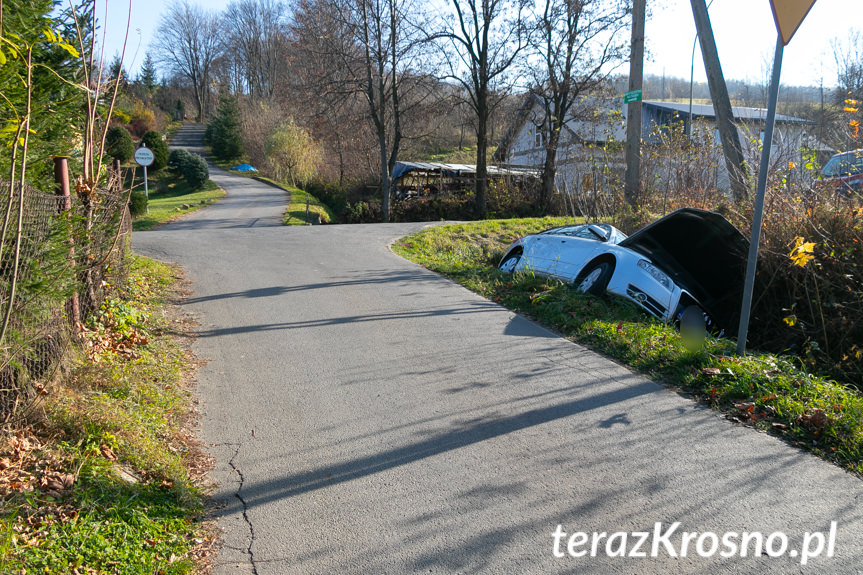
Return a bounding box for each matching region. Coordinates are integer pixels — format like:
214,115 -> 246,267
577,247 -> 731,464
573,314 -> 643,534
498,208 -> 749,334
817,149 -> 863,195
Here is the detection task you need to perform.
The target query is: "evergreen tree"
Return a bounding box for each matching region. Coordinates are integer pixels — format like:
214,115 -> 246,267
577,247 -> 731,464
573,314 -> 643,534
139,53 -> 157,93
0,0 -> 91,183
208,96 -> 243,161
109,53 -> 127,91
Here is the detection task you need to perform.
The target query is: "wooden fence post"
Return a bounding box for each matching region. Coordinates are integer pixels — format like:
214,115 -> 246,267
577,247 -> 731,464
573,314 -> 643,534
53,157 -> 80,326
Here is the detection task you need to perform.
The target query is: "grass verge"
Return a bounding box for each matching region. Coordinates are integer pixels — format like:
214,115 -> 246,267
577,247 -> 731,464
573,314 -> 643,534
392,219 -> 863,477
0,255 -> 212,573
281,185 -> 335,225
132,172 -> 224,232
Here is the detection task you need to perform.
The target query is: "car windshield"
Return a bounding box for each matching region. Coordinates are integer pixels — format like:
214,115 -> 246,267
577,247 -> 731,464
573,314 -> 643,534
541,224 -> 608,241
822,151 -> 863,177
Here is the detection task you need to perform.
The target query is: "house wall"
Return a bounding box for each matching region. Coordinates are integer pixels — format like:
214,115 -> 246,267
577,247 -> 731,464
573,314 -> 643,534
501,100 -> 817,200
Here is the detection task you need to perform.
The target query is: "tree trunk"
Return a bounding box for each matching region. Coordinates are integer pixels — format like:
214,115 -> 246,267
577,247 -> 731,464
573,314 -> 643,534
475,98 -> 489,219
540,127 -> 561,212
379,134 -> 391,222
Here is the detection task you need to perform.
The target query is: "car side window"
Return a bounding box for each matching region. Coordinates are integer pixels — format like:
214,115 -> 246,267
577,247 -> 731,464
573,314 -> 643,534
546,224 -> 610,241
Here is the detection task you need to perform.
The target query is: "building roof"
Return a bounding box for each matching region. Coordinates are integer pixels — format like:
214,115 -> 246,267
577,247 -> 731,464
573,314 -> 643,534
393,161 -> 539,180
642,100 -> 813,125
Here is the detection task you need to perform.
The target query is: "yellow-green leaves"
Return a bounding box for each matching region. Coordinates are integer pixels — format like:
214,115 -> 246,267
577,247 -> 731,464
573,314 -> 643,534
41,27 -> 80,58
790,236 -> 816,268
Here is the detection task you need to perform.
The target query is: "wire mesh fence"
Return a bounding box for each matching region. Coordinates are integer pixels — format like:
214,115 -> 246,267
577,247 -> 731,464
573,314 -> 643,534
0,172 -> 131,424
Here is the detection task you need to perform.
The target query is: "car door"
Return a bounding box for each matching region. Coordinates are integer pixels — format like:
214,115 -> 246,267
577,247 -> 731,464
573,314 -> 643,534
553,225 -> 611,282
521,234 -> 556,274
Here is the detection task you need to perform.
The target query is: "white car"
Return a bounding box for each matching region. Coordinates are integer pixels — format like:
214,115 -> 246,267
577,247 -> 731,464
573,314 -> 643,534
498,208 -> 749,333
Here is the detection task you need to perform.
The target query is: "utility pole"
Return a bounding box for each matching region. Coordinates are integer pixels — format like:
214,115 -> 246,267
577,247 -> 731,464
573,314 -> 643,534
690,0 -> 749,202
624,0 -> 646,209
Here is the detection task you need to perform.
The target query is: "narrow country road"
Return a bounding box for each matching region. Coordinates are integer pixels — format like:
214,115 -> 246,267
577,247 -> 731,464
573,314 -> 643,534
133,124 -> 863,574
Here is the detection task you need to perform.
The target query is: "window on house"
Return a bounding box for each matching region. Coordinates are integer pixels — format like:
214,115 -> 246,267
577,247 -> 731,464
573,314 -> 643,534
535,125 -> 543,148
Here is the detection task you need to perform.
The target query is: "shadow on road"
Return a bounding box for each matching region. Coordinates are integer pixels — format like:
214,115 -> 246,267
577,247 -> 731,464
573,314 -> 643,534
214,376 -> 656,516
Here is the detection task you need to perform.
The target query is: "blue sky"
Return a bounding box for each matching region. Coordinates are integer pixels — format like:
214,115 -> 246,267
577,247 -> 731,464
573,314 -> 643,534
95,0 -> 859,89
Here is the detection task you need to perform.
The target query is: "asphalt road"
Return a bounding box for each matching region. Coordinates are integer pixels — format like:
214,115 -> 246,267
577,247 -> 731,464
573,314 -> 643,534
133,124 -> 863,574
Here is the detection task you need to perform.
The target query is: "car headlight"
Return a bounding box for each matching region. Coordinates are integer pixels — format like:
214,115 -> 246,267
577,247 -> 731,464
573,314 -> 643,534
637,259 -> 672,291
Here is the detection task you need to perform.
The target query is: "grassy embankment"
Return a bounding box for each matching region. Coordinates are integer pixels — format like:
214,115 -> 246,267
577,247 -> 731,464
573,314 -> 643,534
393,218 -> 863,476
0,256 -> 212,574
131,170 -> 224,232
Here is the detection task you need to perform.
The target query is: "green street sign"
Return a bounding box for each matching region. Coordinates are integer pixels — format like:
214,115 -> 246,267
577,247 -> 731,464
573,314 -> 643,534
623,89 -> 642,104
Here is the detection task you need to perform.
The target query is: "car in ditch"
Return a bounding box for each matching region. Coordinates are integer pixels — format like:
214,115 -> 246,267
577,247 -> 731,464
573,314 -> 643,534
497,208 -> 749,334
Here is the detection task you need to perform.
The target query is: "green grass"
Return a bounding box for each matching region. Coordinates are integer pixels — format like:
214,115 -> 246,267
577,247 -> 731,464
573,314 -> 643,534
0,255 -> 210,573
131,172 -> 224,231
282,186 -> 335,225
393,219 -> 863,476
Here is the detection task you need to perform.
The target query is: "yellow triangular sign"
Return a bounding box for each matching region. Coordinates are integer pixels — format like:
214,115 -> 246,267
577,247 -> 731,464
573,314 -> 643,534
770,0 -> 817,45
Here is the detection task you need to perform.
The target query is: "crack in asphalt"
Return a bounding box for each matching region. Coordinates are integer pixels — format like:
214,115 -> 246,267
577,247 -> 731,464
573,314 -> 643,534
228,443 -> 259,575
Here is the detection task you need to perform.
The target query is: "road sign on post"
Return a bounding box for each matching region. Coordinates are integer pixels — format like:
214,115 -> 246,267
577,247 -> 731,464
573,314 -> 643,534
737,0 -> 816,356
770,0 -> 816,45
623,89 -> 642,104
134,144 -> 155,214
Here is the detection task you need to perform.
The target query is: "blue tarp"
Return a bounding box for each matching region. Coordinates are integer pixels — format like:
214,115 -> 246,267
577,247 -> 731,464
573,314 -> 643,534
231,164 -> 258,172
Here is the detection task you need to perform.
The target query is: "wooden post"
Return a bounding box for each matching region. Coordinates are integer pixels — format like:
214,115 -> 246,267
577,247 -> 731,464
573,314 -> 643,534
690,0 -> 749,201
53,157 -> 80,326
624,0 -> 646,209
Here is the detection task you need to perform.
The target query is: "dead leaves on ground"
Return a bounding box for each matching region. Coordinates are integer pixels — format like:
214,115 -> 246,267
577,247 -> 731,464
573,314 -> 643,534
79,323 -> 149,361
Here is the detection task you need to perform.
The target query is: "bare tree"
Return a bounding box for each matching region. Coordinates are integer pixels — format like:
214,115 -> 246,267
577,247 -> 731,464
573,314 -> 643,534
340,0 -> 430,220
222,0 -> 289,99
440,0 -> 526,218
526,0 -> 630,211
291,0 -> 431,221
290,0 -> 378,184
152,0 -> 221,121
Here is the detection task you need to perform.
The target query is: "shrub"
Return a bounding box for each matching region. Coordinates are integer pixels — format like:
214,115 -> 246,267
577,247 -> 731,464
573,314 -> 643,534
265,118 -> 321,186
392,196 -> 474,222
168,148 -> 191,171
344,201 -> 381,224
129,190 -> 148,216
182,153 -> 209,189
302,180 -> 348,216
128,101 -> 157,138
140,130 -> 168,171
104,125 -> 135,162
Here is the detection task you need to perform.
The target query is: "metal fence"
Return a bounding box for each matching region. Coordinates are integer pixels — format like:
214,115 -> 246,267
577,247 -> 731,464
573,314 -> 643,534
0,164 -> 131,424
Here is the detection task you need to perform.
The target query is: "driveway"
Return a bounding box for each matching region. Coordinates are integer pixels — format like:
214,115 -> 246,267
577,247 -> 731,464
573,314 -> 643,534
132,123 -> 863,574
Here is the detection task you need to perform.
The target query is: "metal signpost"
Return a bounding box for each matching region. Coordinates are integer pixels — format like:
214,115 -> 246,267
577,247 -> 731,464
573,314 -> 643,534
134,144 -> 155,215
736,0 -> 816,356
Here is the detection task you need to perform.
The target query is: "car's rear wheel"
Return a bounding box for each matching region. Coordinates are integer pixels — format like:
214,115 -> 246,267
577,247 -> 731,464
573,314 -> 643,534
499,252 -> 522,273
576,261 -> 612,295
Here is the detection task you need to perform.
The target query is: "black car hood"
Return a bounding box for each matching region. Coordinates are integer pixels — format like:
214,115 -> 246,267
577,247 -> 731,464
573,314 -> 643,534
619,208 -> 749,331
